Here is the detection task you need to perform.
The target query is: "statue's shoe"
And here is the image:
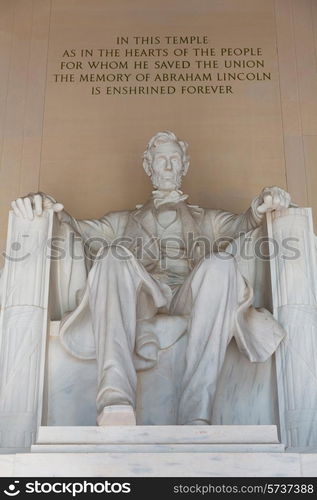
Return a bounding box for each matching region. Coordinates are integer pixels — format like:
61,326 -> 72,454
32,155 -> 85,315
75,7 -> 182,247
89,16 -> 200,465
96,404 -> 136,426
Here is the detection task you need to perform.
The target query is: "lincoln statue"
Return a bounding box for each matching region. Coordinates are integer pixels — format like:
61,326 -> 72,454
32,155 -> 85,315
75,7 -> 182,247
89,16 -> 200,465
11,131 -> 290,426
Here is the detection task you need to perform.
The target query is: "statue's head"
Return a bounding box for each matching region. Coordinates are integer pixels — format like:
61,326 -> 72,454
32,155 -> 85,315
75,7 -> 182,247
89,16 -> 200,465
143,131 -> 189,191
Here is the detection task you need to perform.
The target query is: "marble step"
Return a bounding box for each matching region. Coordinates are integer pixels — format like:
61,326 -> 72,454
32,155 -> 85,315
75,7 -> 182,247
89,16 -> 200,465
32,443 -> 285,453
32,425 -> 285,453
1,451 -> 304,477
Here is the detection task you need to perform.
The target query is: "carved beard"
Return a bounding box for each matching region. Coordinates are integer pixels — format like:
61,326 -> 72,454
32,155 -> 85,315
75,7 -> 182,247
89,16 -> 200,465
150,171 -> 183,191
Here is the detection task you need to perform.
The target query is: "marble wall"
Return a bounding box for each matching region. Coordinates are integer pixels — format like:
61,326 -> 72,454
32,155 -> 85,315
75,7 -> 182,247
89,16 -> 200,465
0,0 -> 317,256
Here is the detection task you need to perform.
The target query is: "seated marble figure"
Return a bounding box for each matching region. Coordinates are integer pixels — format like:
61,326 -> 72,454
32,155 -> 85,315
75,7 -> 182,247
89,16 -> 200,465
11,131 -> 290,426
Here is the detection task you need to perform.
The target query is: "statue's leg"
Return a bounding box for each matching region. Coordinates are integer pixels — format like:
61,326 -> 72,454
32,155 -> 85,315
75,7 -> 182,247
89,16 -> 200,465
88,245 -> 168,424
170,252 -> 248,425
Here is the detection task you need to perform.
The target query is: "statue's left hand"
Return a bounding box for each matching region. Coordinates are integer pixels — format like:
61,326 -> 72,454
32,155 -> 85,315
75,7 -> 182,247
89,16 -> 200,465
256,186 -> 291,215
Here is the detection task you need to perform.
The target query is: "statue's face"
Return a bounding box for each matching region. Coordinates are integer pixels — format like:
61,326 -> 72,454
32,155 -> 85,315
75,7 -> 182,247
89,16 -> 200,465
149,142 -> 184,191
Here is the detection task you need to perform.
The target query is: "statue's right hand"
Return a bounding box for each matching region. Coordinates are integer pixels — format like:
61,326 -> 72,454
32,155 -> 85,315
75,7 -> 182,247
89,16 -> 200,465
11,193 -> 64,220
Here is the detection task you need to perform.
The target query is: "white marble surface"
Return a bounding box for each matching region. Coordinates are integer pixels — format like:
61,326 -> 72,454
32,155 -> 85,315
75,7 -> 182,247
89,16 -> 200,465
267,208 -> 317,448
300,454 -> 317,477
7,448 -> 317,477
36,425 -> 280,445
9,452 -> 302,477
0,455 -> 14,476
33,425 -> 284,453
0,211 -> 53,449
31,443 -> 285,453
47,322 -> 278,427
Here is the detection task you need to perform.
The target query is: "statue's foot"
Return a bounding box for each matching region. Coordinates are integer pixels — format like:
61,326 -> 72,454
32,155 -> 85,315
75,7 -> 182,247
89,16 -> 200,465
97,404 -> 136,426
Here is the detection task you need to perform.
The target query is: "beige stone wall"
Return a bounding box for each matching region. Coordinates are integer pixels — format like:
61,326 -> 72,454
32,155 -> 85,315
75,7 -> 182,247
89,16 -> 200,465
0,0 -> 51,256
0,0 -> 317,255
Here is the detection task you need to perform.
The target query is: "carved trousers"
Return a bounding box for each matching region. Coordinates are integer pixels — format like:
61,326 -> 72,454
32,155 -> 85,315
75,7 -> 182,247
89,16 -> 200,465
88,245 -> 247,424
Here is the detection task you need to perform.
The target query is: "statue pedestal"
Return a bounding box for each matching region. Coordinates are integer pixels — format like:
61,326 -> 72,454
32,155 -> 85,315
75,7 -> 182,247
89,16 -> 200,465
31,425 -> 284,454
1,425 -> 316,477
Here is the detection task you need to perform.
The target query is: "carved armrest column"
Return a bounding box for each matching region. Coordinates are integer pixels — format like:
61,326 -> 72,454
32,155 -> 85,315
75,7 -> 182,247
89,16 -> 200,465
267,208 -> 317,449
0,210 -> 53,450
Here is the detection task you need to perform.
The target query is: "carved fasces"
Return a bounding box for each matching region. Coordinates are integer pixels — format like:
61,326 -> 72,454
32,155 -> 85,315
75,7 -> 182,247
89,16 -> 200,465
267,208 -> 317,448
0,210 -> 53,449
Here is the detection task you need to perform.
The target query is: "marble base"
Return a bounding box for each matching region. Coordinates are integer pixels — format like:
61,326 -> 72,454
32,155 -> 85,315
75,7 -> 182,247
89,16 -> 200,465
0,451 -> 312,477
31,425 -> 285,454
4,425 -> 317,477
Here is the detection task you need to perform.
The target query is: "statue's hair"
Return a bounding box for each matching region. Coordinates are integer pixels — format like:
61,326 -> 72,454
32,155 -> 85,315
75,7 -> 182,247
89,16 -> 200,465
142,131 -> 190,177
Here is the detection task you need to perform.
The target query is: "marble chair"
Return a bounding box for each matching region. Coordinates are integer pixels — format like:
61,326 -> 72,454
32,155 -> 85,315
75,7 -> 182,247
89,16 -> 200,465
0,207 -> 317,451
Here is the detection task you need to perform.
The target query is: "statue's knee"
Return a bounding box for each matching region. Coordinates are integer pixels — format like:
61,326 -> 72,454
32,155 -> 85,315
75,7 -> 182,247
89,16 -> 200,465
95,245 -> 133,267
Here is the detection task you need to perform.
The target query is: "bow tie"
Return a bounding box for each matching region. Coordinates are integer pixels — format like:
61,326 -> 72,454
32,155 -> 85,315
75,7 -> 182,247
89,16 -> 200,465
152,190 -> 189,209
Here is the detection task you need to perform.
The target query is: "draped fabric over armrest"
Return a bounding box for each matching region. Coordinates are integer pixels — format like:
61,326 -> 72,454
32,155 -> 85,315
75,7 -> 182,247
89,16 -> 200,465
227,225 -> 285,362
49,219 -> 96,359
